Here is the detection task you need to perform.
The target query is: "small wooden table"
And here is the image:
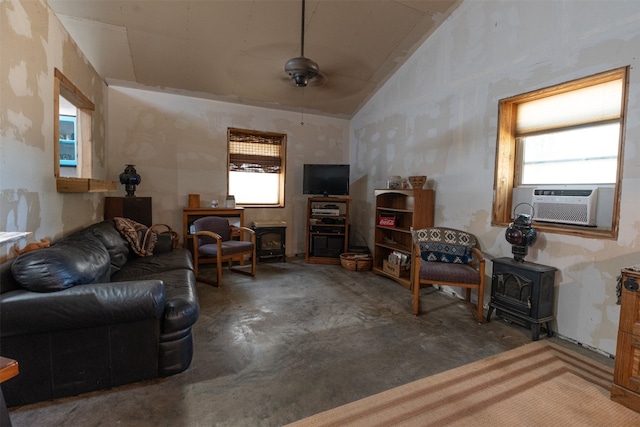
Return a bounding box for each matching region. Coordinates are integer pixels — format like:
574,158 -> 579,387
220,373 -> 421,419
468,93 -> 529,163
1,357 -> 18,427
0,358 -> 18,383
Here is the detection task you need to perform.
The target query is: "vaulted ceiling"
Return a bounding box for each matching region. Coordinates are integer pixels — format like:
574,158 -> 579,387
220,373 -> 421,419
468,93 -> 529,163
48,0 -> 460,118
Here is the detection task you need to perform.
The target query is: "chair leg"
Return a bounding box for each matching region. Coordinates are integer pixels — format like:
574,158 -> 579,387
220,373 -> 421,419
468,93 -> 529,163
193,252 -> 216,287
194,261 -> 221,287
461,287 -> 483,324
251,251 -> 257,276
216,257 -> 223,287
228,254 -> 255,277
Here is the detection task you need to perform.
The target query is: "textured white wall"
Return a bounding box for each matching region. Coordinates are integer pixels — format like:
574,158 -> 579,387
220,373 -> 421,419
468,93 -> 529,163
107,86 -> 350,256
350,0 -> 640,355
1,0 -> 108,262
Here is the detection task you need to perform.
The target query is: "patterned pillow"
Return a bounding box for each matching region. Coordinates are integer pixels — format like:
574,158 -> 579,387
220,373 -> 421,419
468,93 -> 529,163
412,227 -> 476,264
114,217 -> 158,257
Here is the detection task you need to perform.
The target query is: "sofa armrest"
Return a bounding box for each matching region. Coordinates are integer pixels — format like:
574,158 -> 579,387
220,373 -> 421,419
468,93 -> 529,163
0,280 -> 166,337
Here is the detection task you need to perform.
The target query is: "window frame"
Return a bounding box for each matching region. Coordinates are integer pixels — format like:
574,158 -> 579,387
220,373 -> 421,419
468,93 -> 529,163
54,69 -> 93,179
227,127 -> 287,208
492,67 -> 629,239
53,68 -> 115,192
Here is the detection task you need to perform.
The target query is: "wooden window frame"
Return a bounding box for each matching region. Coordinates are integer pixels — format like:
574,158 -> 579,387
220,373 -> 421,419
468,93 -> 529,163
54,68 -> 115,192
227,128 -> 287,208
492,67 -> 629,240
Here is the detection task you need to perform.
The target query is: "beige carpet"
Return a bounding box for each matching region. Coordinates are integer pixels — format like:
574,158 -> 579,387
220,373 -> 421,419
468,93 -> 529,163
288,341 -> 640,427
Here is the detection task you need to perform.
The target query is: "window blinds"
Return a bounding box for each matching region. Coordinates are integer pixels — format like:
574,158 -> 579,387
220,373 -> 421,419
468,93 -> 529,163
228,131 -> 283,173
516,79 -> 623,135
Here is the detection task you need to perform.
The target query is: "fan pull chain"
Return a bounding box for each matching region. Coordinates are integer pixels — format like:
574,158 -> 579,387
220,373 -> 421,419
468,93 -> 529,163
300,88 -> 305,125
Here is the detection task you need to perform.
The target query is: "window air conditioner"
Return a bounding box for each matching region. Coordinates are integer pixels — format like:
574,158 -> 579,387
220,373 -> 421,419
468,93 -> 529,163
532,186 -> 598,226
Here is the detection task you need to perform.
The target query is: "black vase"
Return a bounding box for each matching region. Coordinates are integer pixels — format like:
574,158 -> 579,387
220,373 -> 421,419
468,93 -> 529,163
119,165 -> 141,197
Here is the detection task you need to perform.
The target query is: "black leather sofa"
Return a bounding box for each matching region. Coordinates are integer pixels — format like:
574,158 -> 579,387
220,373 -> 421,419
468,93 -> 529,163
0,220 -> 199,407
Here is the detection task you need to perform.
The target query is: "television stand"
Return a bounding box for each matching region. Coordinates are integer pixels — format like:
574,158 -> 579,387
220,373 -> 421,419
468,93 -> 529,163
305,197 -> 350,264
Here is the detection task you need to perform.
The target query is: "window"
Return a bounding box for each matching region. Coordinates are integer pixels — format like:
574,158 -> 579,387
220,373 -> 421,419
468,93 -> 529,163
493,67 -> 628,239
53,69 -> 114,192
227,128 -> 286,207
54,68 -> 93,180
59,108 -> 77,168
518,124 -> 619,185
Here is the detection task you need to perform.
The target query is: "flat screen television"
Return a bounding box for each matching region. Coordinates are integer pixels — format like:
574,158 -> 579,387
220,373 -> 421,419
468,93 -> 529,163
303,164 -> 350,196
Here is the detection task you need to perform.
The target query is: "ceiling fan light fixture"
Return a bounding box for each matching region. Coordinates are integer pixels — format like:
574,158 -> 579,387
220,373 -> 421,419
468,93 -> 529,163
284,0 -> 321,88
285,56 -> 319,87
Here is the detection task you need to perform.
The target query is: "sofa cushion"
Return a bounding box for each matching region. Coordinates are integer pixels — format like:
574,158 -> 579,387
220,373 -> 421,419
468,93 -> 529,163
110,249 -> 194,282
81,220 -> 130,275
11,236 -> 110,292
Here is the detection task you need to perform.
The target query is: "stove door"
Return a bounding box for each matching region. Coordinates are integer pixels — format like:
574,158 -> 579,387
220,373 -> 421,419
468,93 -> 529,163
491,272 -> 532,316
259,230 -> 284,252
255,228 -> 286,261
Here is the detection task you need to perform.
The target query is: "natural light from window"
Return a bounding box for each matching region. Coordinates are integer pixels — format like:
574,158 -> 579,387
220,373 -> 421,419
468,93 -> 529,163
229,171 -> 280,205
519,123 -> 619,185
227,127 -> 286,207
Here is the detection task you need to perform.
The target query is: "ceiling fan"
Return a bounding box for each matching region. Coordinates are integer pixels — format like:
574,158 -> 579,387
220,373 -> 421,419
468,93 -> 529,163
284,0 -> 322,87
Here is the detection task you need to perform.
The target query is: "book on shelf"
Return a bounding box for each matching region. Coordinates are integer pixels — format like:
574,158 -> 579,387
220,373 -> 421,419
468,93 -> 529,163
388,250 -> 409,266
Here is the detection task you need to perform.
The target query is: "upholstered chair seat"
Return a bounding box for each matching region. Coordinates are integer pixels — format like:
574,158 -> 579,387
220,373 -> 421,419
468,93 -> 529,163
417,261 -> 481,285
197,240 -> 255,257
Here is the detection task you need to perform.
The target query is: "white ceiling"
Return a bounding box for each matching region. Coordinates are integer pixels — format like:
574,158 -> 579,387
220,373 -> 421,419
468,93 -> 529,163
48,0 -> 461,119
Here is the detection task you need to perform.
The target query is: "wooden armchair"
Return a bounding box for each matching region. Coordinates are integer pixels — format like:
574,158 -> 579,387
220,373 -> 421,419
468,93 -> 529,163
192,216 -> 256,287
412,227 -> 485,323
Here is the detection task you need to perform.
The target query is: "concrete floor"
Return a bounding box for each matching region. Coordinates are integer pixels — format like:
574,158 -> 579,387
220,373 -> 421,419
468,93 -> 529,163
6,258 -> 612,426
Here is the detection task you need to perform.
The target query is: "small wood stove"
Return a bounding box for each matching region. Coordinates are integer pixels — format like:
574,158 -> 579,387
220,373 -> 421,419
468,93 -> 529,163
487,257 -> 557,341
251,221 -> 286,262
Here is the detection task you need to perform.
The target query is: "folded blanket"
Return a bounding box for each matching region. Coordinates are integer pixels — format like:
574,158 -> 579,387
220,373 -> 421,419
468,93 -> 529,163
114,217 -> 158,257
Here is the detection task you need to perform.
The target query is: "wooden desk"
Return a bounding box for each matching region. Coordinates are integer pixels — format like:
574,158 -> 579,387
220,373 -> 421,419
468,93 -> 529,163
182,207 -> 244,249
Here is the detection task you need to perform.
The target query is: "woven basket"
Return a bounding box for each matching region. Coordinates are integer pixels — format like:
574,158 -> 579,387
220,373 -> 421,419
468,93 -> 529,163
340,253 -> 373,271
408,175 -> 427,189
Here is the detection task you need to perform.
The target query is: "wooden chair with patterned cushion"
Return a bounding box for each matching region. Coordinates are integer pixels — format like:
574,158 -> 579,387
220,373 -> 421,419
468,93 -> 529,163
192,216 -> 256,287
411,227 -> 485,323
